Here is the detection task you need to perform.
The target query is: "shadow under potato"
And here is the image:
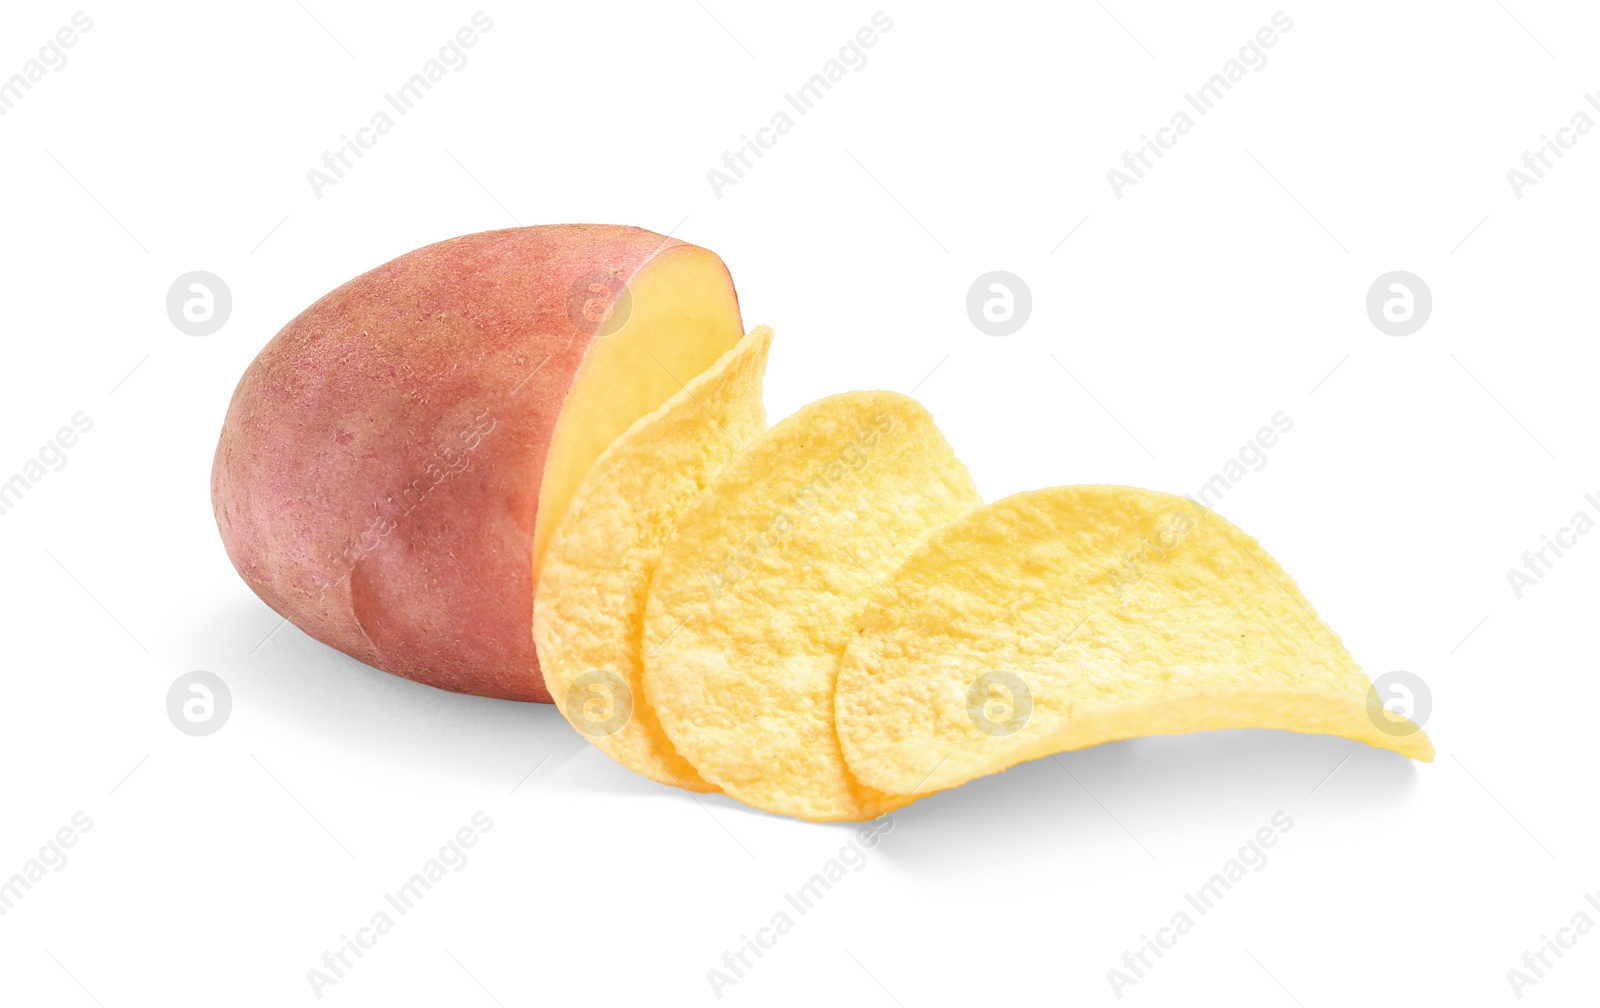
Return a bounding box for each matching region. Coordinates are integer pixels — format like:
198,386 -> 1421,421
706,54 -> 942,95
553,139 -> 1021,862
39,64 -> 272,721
201,597 -> 587,783
200,599 -> 1421,838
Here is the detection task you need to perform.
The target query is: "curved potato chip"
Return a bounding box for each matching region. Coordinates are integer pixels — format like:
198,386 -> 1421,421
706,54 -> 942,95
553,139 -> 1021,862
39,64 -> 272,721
534,327 -> 772,792
835,485 -> 1433,795
643,391 -> 983,821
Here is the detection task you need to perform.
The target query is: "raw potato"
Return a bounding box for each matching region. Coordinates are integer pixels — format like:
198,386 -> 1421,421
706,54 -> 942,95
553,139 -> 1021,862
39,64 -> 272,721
534,327 -> 773,791
835,486 -> 1434,795
643,391 -> 983,821
212,225 -> 744,701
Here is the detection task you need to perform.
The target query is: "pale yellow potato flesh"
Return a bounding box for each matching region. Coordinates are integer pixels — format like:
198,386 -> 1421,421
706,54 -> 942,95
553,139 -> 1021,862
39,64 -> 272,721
643,391 -> 983,821
835,486 -> 1433,795
534,327 -> 772,791
533,245 -> 747,582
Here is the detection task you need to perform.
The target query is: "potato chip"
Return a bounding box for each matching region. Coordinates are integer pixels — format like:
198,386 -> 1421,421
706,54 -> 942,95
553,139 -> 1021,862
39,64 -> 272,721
642,391 -> 983,821
835,485 -> 1433,795
534,327 -> 772,792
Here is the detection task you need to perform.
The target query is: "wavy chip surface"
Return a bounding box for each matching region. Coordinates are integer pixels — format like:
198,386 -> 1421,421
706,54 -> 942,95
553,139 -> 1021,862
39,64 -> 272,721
835,486 -> 1433,795
534,327 -> 772,791
643,391 -> 982,820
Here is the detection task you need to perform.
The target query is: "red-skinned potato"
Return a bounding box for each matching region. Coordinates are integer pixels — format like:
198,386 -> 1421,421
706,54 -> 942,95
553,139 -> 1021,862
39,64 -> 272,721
212,225 -> 746,701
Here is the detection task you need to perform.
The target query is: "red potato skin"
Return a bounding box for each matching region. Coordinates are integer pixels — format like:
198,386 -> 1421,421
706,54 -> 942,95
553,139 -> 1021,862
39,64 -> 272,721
212,225 -> 732,702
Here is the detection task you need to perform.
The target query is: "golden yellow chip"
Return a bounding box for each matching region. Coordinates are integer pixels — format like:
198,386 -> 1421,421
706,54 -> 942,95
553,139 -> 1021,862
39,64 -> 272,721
835,485 -> 1433,795
534,327 -> 772,792
642,391 -> 983,821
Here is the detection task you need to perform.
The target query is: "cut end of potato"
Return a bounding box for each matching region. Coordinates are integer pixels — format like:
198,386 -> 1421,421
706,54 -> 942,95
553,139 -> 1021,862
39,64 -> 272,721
835,485 -> 1432,795
642,390 -> 983,821
532,242 -> 746,585
534,326 -> 774,792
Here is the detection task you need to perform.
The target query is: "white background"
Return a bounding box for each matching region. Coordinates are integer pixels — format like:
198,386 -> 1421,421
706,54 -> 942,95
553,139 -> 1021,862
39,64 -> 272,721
1,1 -> 1595,1005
